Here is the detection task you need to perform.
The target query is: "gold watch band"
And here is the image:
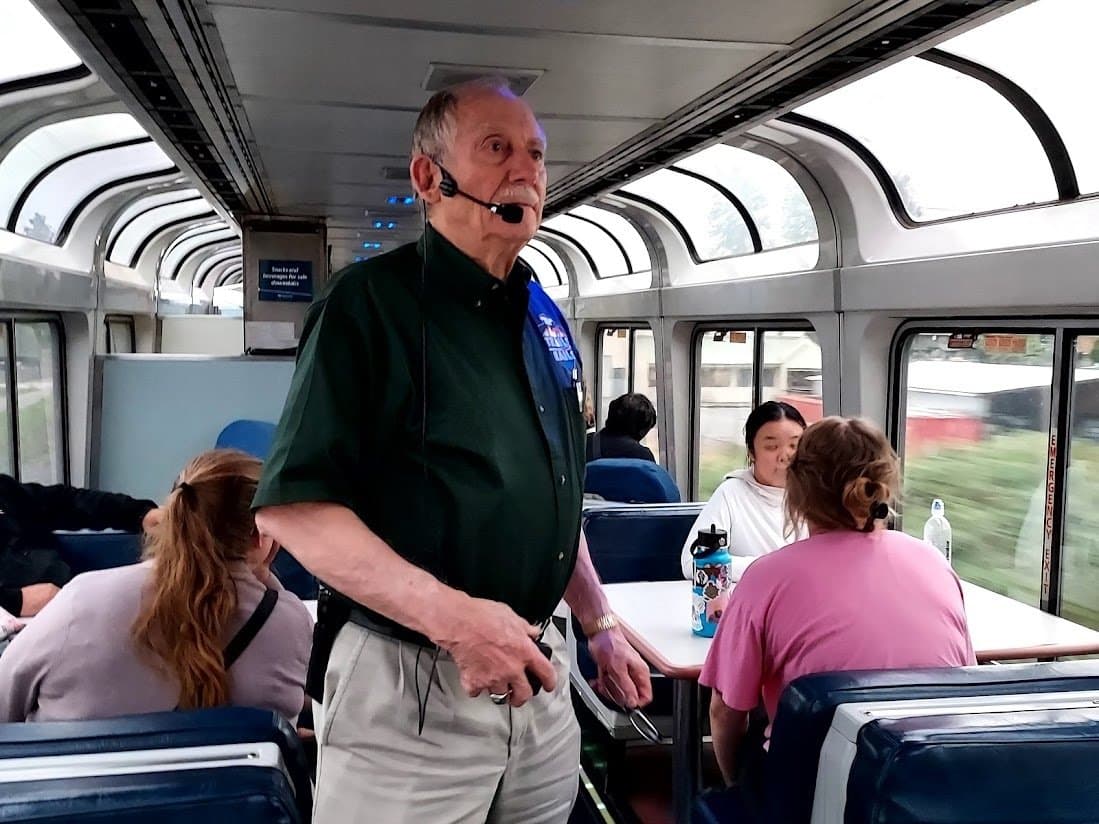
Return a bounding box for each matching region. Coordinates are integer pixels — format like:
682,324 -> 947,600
584,613 -> 619,636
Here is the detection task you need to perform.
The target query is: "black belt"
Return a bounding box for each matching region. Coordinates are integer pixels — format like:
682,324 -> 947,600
347,606 -> 554,650
348,606 -> 434,648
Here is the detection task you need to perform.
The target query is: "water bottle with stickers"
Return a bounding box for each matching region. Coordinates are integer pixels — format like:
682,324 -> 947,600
690,524 -> 731,638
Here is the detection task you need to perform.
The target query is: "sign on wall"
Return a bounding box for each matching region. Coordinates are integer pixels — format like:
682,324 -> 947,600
258,259 -> 313,302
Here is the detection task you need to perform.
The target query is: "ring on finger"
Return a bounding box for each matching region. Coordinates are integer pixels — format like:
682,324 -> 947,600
489,689 -> 512,705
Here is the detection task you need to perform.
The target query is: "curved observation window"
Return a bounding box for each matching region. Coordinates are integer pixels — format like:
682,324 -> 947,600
621,169 -> 754,261
569,204 -> 651,273
796,58 -> 1056,221
674,145 -> 818,249
543,214 -> 629,277
109,199 -> 212,266
161,227 -> 236,280
0,0 -> 82,87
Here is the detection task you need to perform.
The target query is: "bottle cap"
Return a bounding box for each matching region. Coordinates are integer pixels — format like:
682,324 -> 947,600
931,498 -> 945,515
691,523 -> 728,557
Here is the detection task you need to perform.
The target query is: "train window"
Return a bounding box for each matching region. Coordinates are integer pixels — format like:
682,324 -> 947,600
1059,335 -> 1099,629
105,316 -> 136,355
939,0 -> 1099,195
519,246 -> 562,288
695,328 -> 754,498
797,58 -> 1056,221
14,141 -> 174,245
761,331 -> 824,423
160,226 -> 236,281
13,321 -> 65,484
621,169 -> 754,261
674,145 -> 818,250
569,205 -> 652,274
543,214 -> 629,276
0,114 -> 146,228
0,331 -> 13,477
597,326 -> 660,461
0,0 -> 81,86
107,197 -> 210,266
897,331 -> 1053,608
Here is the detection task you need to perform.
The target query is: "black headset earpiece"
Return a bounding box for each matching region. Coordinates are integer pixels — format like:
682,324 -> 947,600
437,165 -> 458,198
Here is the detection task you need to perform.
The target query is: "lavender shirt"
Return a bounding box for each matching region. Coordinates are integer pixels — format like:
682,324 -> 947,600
0,560 -> 312,723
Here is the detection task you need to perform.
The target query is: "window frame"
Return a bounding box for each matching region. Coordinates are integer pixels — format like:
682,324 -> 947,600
690,320 -> 816,499
104,314 -> 137,355
0,315 -> 69,484
106,193 -> 205,263
594,322 -> 661,460
886,319 -> 1099,618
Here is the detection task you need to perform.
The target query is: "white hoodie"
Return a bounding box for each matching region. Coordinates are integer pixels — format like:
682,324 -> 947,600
680,468 -> 807,580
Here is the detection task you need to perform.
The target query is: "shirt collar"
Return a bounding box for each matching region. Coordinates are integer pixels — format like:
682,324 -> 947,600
416,223 -> 532,310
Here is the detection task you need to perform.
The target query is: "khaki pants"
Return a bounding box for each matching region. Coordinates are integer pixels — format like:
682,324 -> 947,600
314,620 -> 581,824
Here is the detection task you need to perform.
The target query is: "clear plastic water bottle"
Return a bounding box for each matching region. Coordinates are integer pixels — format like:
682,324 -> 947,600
923,498 -> 952,562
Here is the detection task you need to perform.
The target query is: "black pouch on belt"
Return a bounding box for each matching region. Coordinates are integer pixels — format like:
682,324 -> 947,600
305,585 -> 352,703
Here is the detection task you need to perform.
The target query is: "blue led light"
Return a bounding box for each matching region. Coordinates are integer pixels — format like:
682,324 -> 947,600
361,241 -> 382,250
386,195 -> 416,206
386,221 -> 397,230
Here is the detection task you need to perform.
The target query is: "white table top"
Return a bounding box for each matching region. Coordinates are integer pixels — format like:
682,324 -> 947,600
604,579 -> 1099,678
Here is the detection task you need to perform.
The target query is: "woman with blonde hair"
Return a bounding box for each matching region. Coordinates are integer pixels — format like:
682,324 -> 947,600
700,417 -> 975,786
0,449 -> 312,722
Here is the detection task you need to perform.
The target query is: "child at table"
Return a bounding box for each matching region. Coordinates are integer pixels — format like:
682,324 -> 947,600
0,449 -> 312,723
702,416 -> 975,787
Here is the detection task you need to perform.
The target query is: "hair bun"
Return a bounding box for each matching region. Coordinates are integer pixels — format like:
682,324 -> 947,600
870,501 -> 889,521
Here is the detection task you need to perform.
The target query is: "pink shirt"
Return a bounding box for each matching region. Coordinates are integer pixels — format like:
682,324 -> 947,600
700,529 -> 976,721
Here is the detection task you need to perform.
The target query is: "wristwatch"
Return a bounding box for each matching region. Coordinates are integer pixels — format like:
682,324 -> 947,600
584,613 -> 619,636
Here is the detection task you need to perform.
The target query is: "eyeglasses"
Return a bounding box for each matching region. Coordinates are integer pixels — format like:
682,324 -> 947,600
603,678 -> 663,745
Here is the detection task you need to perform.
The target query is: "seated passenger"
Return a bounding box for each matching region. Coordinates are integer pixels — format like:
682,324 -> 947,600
0,449 -> 312,724
680,401 -> 808,582
703,417 -> 976,786
586,392 -> 657,462
0,476 -> 157,618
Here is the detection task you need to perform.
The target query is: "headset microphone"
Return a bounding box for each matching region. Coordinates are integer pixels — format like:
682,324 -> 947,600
437,165 -> 526,225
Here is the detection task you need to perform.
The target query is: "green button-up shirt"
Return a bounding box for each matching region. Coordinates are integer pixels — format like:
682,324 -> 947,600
254,225 -> 585,624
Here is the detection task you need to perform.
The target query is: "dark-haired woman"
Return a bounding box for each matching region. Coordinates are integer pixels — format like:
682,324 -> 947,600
680,401 -> 808,581
0,449 -> 312,723
702,417 -> 975,786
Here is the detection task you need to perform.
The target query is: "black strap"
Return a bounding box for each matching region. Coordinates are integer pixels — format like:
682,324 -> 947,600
592,431 -> 602,460
223,588 -> 278,668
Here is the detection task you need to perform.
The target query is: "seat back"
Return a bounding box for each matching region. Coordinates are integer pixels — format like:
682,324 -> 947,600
53,531 -> 142,574
215,419 -> 277,459
584,458 -> 680,504
0,707 -> 311,823
841,701 -> 1099,823
581,503 -> 701,584
764,661 -> 1099,824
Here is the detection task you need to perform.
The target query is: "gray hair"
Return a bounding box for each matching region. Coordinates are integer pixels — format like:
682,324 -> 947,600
411,76 -> 516,160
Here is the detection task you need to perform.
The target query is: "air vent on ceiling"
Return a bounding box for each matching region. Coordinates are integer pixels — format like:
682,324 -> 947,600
422,63 -> 544,96
383,166 -> 411,181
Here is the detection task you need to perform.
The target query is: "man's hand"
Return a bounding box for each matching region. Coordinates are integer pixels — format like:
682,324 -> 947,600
20,583 -> 60,617
433,595 -> 556,708
141,507 -> 162,534
588,626 -> 653,709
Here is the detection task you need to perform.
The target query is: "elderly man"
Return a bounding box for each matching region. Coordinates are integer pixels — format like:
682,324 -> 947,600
254,78 -> 652,823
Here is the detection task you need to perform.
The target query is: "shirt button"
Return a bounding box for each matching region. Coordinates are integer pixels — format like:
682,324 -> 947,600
558,552 -> 565,561
559,474 -> 566,486
474,299 -> 483,309
539,404 -> 546,413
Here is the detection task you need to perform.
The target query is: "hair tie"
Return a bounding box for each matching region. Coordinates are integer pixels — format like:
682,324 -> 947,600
174,480 -> 194,497
870,501 -> 889,521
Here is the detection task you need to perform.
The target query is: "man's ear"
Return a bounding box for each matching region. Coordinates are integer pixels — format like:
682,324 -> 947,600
410,154 -> 441,205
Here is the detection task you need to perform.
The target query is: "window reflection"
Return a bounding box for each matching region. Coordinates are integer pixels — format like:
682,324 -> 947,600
696,329 -> 754,499
598,326 -> 660,462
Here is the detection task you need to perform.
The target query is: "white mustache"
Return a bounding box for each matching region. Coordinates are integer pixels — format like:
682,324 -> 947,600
495,189 -> 540,208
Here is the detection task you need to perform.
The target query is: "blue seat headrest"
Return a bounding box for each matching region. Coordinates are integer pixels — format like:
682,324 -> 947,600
216,419 -> 277,460
584,458 -> 680,504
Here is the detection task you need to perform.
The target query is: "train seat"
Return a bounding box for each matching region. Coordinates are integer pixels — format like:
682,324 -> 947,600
834,701 -> 1099,824
0,707 -> 311,823
569,504 -> 701,739
693,660 -> 1099,823
53,531 -> 142,574
215,419 -> 277,460
584,458 -> 681,504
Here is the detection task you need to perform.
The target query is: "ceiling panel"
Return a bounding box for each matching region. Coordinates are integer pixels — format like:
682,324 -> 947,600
210,0 -> 855,45
211,5 -> 771,120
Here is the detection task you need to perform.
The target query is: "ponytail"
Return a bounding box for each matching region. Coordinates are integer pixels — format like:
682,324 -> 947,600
132,450 -> 261,709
